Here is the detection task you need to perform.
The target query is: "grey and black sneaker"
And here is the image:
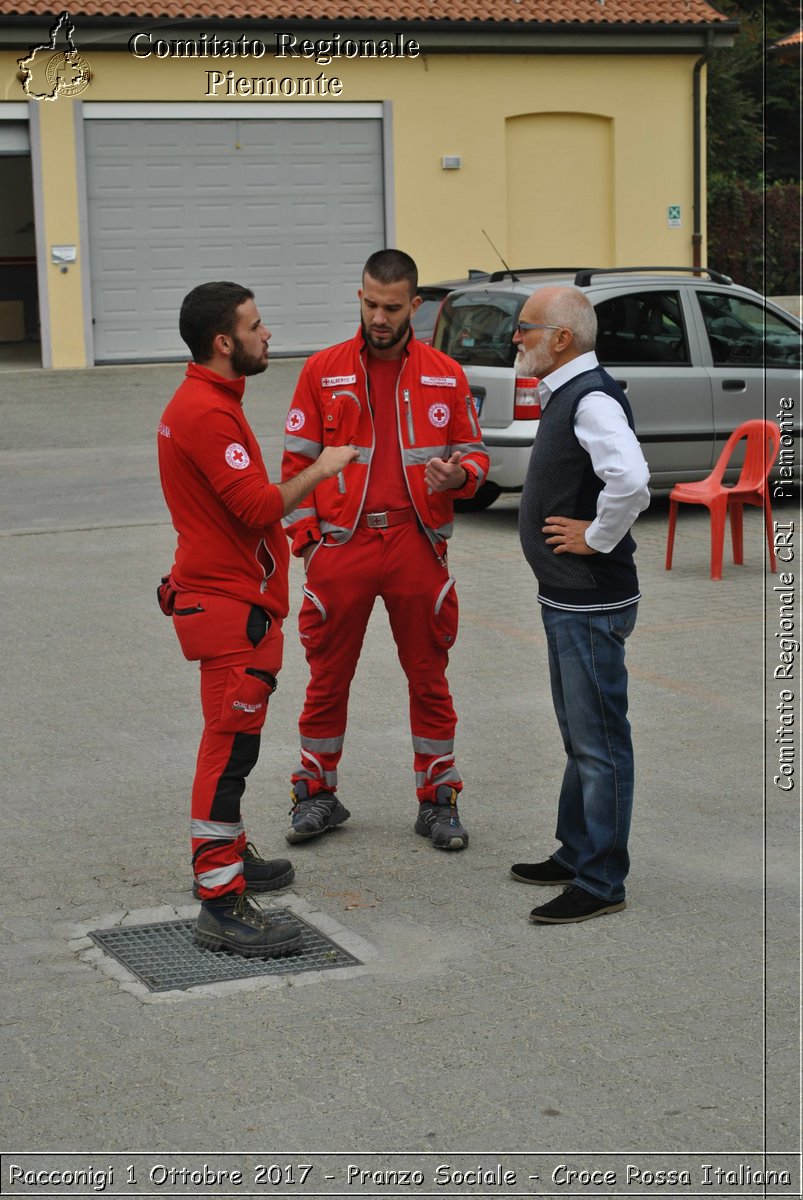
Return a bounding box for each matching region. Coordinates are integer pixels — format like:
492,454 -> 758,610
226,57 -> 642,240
193,891 -> 303,958
192,842 -> 294,899
414,785 -> 469,851
286,782 -> 351,844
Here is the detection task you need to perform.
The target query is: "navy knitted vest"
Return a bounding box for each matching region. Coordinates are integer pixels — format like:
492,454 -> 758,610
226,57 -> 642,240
518,366 -> 641,610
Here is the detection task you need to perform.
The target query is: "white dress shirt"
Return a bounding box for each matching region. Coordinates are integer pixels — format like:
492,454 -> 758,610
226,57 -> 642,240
538,352 -> 651,553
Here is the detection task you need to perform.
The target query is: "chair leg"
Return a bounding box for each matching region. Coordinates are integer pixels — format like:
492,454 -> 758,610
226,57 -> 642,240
665,499 -> 678,570
763,493 -> 777,572
710,498 -> 727,580
729,499 -> 744,565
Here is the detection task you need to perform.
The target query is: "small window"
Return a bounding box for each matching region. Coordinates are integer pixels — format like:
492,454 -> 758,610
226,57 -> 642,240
433,291 -> 522,368
595,291 -> 690,366
698,291 -> 802,368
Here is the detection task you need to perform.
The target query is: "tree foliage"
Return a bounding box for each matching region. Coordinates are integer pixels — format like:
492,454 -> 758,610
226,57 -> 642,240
708,176 -> 801,294
706,0 -> 801,293
707,0 -> 800,181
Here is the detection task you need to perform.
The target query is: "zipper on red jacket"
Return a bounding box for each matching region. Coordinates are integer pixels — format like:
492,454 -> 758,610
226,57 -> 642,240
465,393 -> 479,438
393,349 -> 446,566
403,388 -> 415,444
331,389 -> 361,494
353,352 -> 375,526
255,538 -> 276,594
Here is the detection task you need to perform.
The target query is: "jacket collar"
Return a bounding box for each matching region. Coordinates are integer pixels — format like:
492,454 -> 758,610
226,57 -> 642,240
354,326 -> 417,363
186,361 -> 246,405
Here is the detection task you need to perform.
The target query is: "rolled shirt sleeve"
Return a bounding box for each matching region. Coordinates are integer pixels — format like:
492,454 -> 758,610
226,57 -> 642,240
574,392 -> 651,554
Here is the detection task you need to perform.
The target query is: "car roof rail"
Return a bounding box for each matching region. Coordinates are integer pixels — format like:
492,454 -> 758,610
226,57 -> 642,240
488,267 -> 580,282
573,266 -> 733,287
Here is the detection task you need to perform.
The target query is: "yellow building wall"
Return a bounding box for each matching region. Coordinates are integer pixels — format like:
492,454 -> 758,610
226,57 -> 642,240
505,112 -> 615,266
0,47 -> 706,367
29,100 -> 87,368
389,53 -> 702,277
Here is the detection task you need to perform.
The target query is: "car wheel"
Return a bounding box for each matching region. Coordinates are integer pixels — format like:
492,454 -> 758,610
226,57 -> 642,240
454,481 -> 502,512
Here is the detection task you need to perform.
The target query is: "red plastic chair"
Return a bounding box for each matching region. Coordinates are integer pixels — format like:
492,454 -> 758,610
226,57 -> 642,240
665,419 -> 781,580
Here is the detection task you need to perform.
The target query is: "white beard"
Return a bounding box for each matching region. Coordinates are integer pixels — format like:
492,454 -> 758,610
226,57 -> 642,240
515,343 -> 551,378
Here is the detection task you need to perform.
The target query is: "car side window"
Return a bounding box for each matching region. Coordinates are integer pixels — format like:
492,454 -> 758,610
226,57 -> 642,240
595,291 -> 690,366
698,291 -> 802,368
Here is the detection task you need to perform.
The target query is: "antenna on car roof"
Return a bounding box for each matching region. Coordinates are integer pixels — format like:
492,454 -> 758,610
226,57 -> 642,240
482,229 -> 518,280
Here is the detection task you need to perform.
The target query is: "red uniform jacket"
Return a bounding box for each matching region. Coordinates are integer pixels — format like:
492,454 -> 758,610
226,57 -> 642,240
158,362 -> 289,620
281,329 -> 489,558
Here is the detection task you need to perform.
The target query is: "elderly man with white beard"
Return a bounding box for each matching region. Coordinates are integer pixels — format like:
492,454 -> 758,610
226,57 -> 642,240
510,286 -> 650,924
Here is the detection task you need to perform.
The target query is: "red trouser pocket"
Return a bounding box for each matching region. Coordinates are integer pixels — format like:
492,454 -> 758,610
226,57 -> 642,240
203,659 -> 279,735
173,592 -> 276,661
298,584 -> 329,656
173,591 -> 284,732
172,592 -> 213,661
432,575 -> 459,648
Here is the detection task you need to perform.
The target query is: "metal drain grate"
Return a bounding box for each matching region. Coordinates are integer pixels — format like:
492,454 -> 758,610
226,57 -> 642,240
88,911 -> 361,993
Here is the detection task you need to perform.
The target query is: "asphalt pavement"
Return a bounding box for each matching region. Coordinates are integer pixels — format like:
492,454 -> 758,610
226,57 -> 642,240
0,360 -> 799,1195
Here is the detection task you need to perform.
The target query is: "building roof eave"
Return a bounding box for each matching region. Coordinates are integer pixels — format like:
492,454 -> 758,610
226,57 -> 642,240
0,15 -> 739,54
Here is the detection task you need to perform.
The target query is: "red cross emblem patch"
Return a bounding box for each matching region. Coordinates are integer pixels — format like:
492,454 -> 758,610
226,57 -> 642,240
225,443 -> 250,470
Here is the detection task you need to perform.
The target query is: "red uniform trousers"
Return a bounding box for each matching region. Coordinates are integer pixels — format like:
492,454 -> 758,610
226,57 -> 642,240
293,520 -> 461,803
172,591 -> 284,900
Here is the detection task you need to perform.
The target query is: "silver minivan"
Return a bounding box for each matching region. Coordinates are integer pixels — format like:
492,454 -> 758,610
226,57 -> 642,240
432,267 -> 802,509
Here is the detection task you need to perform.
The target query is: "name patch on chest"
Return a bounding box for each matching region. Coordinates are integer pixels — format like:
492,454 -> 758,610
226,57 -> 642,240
421,375 -> 456,387
321,374 -> 357,387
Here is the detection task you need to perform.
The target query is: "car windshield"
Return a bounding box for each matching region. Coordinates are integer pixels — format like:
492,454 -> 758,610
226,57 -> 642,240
412,297 -> 444,339
434,291 -> 522,367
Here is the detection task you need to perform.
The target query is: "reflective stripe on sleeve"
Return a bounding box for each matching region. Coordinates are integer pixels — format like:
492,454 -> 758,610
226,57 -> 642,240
318,520 -> 351,538
282,503 -> 317,529
403,445 -> 448,467
285,434 -> 323,457
460,455 -> 487,487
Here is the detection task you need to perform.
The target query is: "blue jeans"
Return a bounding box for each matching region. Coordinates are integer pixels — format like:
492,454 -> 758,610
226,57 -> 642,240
541,604 -> 638,902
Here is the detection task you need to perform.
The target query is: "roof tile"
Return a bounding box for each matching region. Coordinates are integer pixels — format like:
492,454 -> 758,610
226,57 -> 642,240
2,0 -> 731,24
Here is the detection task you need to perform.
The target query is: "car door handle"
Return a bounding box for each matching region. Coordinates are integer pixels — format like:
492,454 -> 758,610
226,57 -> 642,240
614,379 -> 628,392
722,379 -> 746,392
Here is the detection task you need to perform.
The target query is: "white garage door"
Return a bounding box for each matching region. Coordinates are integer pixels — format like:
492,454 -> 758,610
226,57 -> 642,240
84,114 -> 385,362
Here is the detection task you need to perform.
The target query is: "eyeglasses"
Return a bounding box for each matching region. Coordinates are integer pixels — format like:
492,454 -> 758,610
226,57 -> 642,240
516,321 -> 562,335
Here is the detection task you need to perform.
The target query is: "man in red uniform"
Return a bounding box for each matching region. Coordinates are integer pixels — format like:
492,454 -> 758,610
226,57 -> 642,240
281,250 -> 489,850
158,282 -> 357,957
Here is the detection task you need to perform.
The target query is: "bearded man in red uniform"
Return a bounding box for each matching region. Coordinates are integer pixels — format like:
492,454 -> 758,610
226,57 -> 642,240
281,250 -> 489,850
158,282 -> 357,957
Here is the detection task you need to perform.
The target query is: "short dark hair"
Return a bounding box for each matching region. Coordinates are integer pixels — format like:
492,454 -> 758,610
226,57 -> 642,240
179,281 -> 254,363
362,249 -> 418,297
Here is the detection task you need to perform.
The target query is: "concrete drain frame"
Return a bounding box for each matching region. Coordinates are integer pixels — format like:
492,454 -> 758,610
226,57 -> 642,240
66,896 -> 375,1002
